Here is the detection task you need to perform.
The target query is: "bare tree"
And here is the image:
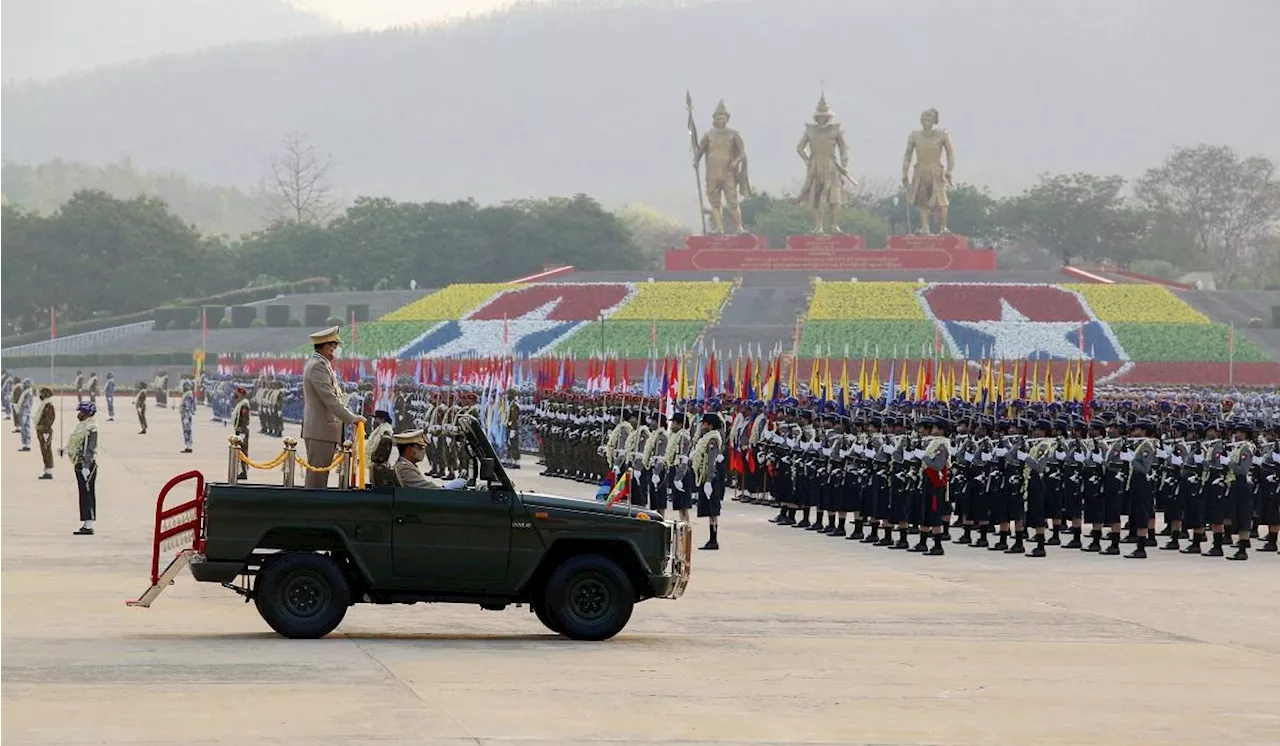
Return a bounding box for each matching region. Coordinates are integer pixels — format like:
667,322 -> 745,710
266,131 -> 337,224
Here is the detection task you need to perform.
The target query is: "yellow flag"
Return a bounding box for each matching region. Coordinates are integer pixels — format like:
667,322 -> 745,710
899,359 -> 911,398
869,358 -> 881,399
839,358 -> 850,405
1044,361 -> 1055,403
960,360 -> 971,403
1029,358 -> 1039,402
808,354 -> 820,395
823,355 -> 833,399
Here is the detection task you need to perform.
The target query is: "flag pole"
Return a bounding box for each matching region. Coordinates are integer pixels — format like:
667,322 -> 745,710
1228,321 -> 1235,386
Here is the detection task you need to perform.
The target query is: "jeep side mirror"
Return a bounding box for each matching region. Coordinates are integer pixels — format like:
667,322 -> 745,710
479,457 -> 497,482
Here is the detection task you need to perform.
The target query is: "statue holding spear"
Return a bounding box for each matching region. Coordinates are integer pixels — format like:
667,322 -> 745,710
688,93 -> 753,235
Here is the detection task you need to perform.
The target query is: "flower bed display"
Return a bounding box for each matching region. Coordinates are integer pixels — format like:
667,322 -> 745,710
799,320 -> 937,356
1109,323 -> 1269,362
469,283 -> 635,320
807,281 -> 925,320
609,282 -> 733,320
382,283 -> 515,321
552,321 -> 706,358
922,283 -> 1090,322
1063,284 -> 1210,324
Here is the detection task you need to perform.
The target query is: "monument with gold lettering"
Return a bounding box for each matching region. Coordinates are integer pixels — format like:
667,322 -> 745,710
692,100 -> 752,235
901,107 -> 956,234
795,94 -> 851,234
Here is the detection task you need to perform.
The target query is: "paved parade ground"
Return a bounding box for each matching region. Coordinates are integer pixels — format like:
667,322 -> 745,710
3,404 -> 1278,746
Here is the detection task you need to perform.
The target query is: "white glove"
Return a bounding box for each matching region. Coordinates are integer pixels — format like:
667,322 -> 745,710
679,455 -> 690,465
1171,455 -> 1183,466
913,449 -> 925,459
882,444 -> 895,454
1091,453 -> 1104,464
1016,451 -> 1028,461
1218,455 -> 1230,465
994,447 -> 1008,457
1073,453 -> 1085,463
1193,454 -> 1205,464
981,453 -> 994,462
1055,451 -> 1066,460
822,447 -> 833,457
631,468 -> 640,480
1272,452 -> 1280,463
1120,452 -> 1135,462
703,482 -> 713,497
441,477 -> 467,490
652,473 -> 661,486
81,467 -> 91,481
964,453 -> 975,462
715,454 -> 724,463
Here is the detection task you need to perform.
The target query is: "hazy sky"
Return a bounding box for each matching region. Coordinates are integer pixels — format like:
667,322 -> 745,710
290,0 -> 528,28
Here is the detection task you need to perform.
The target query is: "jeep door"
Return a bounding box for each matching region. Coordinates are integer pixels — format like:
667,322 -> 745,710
390,486 -> 513,590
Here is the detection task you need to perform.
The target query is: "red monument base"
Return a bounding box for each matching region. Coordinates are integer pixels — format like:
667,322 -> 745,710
664,234 -> 995,272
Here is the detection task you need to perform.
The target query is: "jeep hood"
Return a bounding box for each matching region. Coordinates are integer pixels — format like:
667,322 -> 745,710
518,492 -> 663,521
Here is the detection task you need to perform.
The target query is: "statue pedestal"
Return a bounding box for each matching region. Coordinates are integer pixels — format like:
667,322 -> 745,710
686,234 -> 767,251
784,234 -> 867,251
886,234 -> 971,250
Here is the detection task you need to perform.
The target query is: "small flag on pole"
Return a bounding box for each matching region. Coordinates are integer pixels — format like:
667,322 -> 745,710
605,470 -> 632,507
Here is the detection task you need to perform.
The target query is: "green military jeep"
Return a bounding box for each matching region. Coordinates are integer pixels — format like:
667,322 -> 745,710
129,416 -> 691,641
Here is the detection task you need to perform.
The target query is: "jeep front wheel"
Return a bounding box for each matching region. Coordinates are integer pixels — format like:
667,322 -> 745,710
254,553 -> 350,639
532,600 -> 564,635
543,554 -> 634,641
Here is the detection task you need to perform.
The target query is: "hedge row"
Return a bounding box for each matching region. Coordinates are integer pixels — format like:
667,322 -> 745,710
0,352 -> 219,369
2,277 -> 332,347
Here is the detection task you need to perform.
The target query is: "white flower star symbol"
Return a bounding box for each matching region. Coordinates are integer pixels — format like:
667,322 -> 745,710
953,299 -> 1087,360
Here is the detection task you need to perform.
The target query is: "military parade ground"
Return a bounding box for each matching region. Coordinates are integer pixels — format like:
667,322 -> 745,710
2,402 -> 1277,746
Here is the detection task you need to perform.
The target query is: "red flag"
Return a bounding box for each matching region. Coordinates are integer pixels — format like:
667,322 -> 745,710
1076,324 -> 1085,355
1083,359 -> 1095,421
50,308 -> 56,339
350,311 -> 359,345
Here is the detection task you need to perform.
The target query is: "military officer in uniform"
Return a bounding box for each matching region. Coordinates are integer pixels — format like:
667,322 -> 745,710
692,412 -> 726,550
180,379 -> 196,453
232,386 -> 251,480
35,386 -> 56,479
301,327 -> 361,488
134,382 -> 148,434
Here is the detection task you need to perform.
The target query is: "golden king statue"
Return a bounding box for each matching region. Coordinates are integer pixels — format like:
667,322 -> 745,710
795,94 -> 851,234
901,107 -> 956,234
693,100 -> 752,234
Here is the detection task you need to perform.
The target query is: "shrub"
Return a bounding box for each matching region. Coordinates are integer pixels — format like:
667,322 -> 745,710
218,318 -> 232,328
250,319 -> 266,328
287,318 -> 302,327
325,316 -> 343,328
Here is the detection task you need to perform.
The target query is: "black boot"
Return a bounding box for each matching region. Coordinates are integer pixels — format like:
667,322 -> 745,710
1083,530 -> 1102,552
1203,534 -> 1225,557
909,533 -> 930,553
1026,535 -> 1046,558
1064,528 -> 1083,550
1160,535 -> 1181,551
768,508 -> 786,524
1124,543 -> 1147,559
863,525 -> 882,544
1180,535 -> 1204,554
926,536 -> 945,556
1121,530 -> 1139,544
1102,532 -> 1121,556
1046,528 -> 1061,546
829,521 -> 847,538
1263,536 -> 1278,553
848,521 -> 865,540
794,508 -> 811,528
1227,539 -> 1248,561
973,527 -> 990,548
699,526 -> 719,551
891,528 -> 910,550
988,532 -> 1009,551
1004,532 -> 1025,554
806,514 -> 825,531
1144,534 -> 1158,547
955,527 -> 972,545
1157,525 -> 1172,537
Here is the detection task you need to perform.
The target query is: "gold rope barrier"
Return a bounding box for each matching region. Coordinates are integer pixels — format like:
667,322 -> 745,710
236,450 -> 288,471
296,450 -> 346,473
354,420 -> 366,489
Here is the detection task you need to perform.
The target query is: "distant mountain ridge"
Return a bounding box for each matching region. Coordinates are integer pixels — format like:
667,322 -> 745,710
3,0 -> 1278,223
1,0 -> 337,82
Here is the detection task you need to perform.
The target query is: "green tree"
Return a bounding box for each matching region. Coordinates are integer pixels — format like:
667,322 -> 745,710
995,173 -> 1146,266
743,193 -> 890,248
618,204 -> 689,269
1134,145 -> 1280,288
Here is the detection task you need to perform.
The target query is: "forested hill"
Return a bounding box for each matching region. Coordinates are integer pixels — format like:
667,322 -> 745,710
1,0 -> 336,82
4,0 -> 1278,221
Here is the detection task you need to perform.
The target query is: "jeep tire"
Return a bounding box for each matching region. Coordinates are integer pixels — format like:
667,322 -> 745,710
543,554 -> 634,641
254,552 -> 350,639
532,600 -> 565,635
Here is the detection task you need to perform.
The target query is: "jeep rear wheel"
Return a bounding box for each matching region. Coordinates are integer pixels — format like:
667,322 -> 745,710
254,553 -> 350,639
544,554 -> 634,641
